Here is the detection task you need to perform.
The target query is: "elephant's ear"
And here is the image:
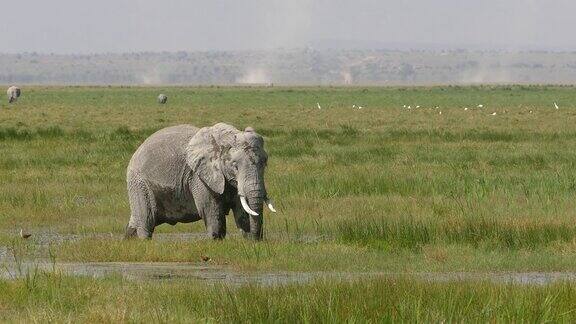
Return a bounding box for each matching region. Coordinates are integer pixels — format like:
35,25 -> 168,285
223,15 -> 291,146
187,127 -> 225,195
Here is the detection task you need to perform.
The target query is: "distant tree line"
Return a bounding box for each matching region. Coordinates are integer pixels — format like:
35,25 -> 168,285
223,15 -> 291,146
1,49 -> 576,85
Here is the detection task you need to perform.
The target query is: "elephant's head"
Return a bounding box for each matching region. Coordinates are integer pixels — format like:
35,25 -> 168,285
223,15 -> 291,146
187,123 -> 275,239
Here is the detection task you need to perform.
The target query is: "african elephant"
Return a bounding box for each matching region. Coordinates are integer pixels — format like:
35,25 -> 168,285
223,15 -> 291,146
7,86 -> 20,103
124,123 -> 276,240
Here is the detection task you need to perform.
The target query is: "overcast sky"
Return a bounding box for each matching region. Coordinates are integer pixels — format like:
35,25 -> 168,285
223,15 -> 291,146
1,0 -> 574,53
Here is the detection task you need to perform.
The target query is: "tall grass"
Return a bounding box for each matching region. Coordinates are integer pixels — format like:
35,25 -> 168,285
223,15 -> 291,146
337,216 -> 576,250
2,275 -> 576,322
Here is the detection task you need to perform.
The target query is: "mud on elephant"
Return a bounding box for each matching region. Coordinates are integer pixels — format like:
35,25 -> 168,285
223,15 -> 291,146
124,123 -> 276,240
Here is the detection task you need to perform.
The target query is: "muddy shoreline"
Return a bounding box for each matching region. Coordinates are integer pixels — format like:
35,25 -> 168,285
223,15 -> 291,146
3,257 -> 576,286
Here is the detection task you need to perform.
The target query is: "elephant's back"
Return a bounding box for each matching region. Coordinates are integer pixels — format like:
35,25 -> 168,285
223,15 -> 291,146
128,125 -> 199,185
7,86 -> 18,94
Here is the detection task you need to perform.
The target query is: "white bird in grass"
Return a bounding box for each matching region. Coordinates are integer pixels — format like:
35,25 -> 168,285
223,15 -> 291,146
403,105 -> 406,108
317,102 -> 321,109
416,105 -> 420,108
554,102 -> 559,109
478,104 -> 484,108
407,105 -> 411,109
20,229 -> 31,239
491,112 -> 497,116
464,107 -> 469,111
439,111 -> 442,115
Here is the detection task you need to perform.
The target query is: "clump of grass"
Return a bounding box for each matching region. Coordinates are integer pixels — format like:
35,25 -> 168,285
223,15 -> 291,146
445,218 -> 576,249
36,126 -> 65,138
338,124 -> 359,137
0,127 -> 66,141
337,216 -> 576,250
337,217 -> 432,250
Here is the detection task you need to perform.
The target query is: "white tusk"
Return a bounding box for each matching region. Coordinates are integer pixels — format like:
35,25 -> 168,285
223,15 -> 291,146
240,196 -> 259,216
265,198 -> 277,213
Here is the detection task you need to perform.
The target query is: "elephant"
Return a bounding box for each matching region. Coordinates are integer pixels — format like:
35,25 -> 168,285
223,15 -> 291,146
157,94 -> 167,104
124,122 -> 276,240
7,86 -> 20,103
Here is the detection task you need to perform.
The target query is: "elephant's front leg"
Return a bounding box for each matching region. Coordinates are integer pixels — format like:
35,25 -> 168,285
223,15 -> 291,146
203,206 -> 227,239
191,181 -> 227,239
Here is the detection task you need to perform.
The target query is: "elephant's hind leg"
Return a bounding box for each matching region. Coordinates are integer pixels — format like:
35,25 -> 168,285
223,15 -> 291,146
126,176 -> 157,239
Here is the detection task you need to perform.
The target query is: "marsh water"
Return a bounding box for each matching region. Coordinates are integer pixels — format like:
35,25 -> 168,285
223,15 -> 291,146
4,257 -> 576,286
2,232 -> 576,286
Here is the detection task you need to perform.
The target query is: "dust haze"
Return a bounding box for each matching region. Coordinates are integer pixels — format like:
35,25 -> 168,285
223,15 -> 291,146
1,0 -> 575,85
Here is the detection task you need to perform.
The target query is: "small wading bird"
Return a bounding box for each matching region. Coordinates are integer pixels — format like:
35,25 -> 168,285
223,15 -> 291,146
491,112 -> 497,116
317,102 -> 321,109
478,104 -> 484,108
20,229 -> 31,239
554,102 -> 559,109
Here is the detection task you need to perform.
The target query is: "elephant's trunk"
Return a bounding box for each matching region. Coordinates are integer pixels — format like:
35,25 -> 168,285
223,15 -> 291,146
241,194 -> 263,240
240,174 -> 266,240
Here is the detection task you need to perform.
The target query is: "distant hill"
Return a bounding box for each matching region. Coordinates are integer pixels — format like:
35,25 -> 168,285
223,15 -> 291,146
1,49 -> 576,85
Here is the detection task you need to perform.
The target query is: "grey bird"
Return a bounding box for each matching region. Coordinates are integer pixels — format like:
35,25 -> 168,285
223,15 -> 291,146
20,229 -> 31,239
157,94 -> 168,104
7,86 -> 21,103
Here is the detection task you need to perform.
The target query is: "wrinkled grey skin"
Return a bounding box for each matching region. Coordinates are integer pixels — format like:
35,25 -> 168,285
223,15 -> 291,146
7,86 -> 20,103
157,94 -> 167,104
125,123 -> 270,240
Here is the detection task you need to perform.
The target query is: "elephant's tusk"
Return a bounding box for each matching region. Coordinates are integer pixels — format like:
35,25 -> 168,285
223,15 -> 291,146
265,198 -> 277,213
240,196 -> 259,216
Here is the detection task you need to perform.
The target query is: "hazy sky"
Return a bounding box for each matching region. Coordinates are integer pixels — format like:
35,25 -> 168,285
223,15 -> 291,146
1,0 -> 574,53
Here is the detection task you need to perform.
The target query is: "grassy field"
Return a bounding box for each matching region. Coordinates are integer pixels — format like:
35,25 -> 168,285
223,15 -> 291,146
3,275 -> 576,322
2,85 -> 576,321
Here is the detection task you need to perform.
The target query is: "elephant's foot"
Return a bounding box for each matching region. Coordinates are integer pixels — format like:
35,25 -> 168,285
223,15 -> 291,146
243,232 -> 263,241
124,225 -> 153,240
124,226 -> 137,239
208,231 -> 226,240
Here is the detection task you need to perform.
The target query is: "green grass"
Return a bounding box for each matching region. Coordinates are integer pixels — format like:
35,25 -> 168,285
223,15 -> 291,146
2,85 -> 576,320
1,86 -> 576,258
3,274 -> 576,322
